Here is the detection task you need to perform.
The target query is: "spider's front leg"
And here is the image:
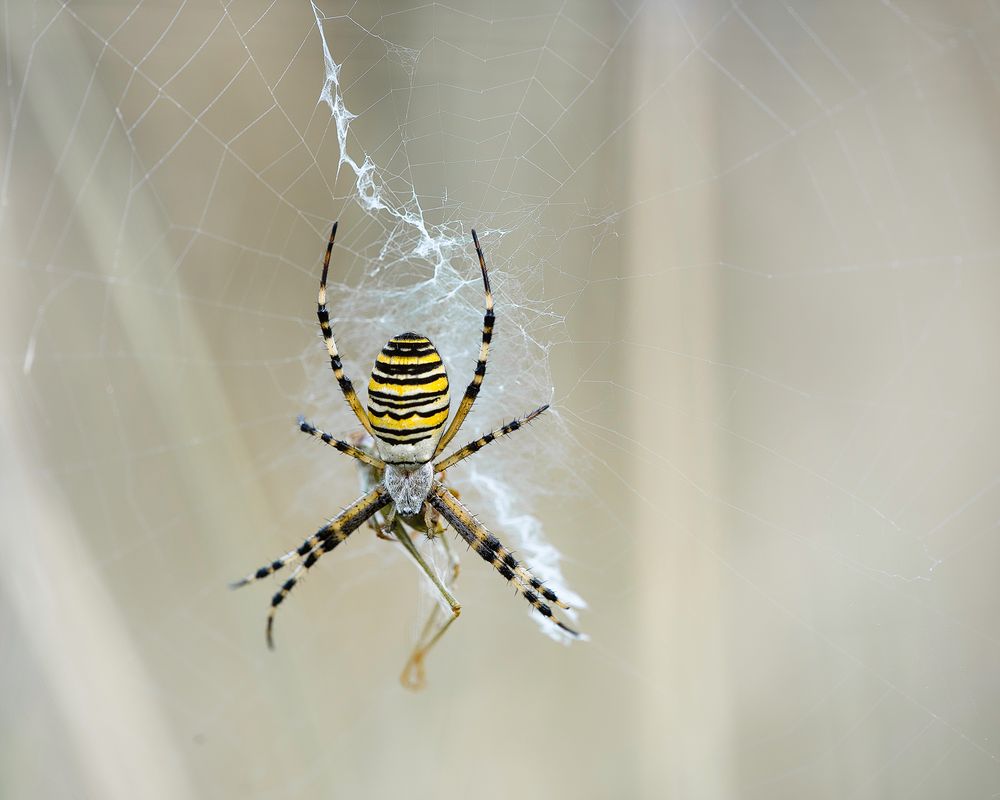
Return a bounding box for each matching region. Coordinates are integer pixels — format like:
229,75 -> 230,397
432,229 -> 494,457
317,221 -> 378,441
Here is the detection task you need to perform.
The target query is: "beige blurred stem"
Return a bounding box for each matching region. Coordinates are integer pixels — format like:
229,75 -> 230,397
0,15 -> 219,800
628,3 -> 734,795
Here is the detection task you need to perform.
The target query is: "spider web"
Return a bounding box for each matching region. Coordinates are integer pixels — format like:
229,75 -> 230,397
3,2 -> 1000,798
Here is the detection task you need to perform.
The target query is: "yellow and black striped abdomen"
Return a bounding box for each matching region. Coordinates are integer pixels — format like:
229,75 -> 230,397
367,333 -> 451,464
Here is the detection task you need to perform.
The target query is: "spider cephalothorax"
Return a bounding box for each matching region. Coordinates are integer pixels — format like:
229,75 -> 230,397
232,222 -> 577,685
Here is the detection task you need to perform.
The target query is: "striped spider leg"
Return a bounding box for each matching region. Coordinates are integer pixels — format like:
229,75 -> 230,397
428,483 -> 576,634
432,228 -> 493,458
318,221 -> 378,441
230,484 -> 389,648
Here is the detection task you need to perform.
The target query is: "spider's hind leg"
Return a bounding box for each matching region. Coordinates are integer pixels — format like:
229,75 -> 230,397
229,540 -> 313,588
230,486 -> 389,648
429,482 -> 578,636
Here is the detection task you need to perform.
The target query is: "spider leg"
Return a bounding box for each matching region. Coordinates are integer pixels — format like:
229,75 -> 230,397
433,229 -> 494,457
433,483 -> 568,609
434,404 -> 548,473
298,416 -> 385,469
318,221 -> 377,440
229,540 -> 314,588
230,486 -> 389,648
428,483 -> 578,635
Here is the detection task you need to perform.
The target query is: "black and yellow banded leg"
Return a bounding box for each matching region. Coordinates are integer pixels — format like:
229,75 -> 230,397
435,404 -> 549,472
265,537 -> 355,649
318,221 -> 377,440
391,518 -> 462,690
428,483 -> 577,635
434,229 -> 494,456
230,540 -> 313,588
433,484 -> 569,611
230,486 -> 390,648
266,558 -> 310,648
297,416 -> 385,469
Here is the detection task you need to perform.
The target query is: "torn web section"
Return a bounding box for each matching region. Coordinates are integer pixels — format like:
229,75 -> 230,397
301,8 -> 587,643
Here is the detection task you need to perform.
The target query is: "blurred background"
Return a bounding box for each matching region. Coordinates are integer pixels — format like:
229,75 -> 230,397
3,1 -> 1000,798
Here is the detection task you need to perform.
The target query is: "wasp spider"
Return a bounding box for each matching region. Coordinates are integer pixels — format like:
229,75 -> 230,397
232,222 -> 578,687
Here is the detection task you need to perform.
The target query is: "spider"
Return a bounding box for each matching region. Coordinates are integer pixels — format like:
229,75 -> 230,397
232,221 -> 578,687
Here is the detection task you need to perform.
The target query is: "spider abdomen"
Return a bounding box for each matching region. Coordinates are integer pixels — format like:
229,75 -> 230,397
367,332 -> 450,464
